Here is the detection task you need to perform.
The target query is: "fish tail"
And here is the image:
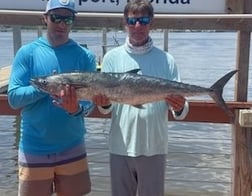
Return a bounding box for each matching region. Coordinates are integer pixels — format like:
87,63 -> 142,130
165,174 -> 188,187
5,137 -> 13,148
209,70 -> 238,122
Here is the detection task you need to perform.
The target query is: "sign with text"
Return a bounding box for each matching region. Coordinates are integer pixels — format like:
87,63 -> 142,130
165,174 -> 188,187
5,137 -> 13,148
0,0 -> 226,14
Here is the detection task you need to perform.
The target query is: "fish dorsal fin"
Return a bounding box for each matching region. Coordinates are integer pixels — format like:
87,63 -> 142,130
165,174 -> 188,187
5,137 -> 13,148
126,69 -> 141,74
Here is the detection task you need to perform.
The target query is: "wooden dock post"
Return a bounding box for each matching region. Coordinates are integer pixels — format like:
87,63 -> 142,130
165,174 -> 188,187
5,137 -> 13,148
231,0 -> 252,195
231,30 -> 252,196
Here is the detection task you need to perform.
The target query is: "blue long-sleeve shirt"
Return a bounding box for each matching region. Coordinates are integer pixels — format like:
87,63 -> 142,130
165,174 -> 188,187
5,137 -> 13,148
8,37 -> 96,155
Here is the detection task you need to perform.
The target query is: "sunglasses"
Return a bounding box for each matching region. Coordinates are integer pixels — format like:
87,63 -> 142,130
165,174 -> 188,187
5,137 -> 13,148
49,14 -> 74,25
126,16 -> 151,26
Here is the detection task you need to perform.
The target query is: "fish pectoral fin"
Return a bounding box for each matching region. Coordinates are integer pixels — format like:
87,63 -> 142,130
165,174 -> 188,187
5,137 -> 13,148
133,104 -> 145,109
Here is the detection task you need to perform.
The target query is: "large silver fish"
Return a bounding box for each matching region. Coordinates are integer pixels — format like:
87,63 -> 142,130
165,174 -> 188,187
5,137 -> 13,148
30,69 -> 238,120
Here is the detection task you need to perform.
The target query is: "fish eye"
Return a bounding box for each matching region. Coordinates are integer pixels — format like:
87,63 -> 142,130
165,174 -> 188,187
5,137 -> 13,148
39,79 -> 48,85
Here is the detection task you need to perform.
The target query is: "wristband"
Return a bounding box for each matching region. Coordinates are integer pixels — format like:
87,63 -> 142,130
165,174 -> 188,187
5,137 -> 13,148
101,104 -> 112,109
174,108 -> 184,116
98,104 -> 113,114
171,100 -> 189,120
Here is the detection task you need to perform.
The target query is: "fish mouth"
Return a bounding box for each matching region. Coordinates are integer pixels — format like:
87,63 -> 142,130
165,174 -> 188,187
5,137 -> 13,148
30,78 -> 36,85
30,78 -> 46,90
30,78 -> 39,87
30,78 -> 51,95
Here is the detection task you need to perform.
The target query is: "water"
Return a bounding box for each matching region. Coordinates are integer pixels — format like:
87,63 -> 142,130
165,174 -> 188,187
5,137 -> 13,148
1,30 -> 251,99
0,30 -> 252,195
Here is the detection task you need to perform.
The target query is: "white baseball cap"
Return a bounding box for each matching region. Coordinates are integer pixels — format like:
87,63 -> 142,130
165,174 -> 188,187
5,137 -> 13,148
45,0 -> 77,14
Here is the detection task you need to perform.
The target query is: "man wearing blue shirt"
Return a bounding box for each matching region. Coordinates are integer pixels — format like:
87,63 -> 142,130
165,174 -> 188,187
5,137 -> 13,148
8,0 -> 96,195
